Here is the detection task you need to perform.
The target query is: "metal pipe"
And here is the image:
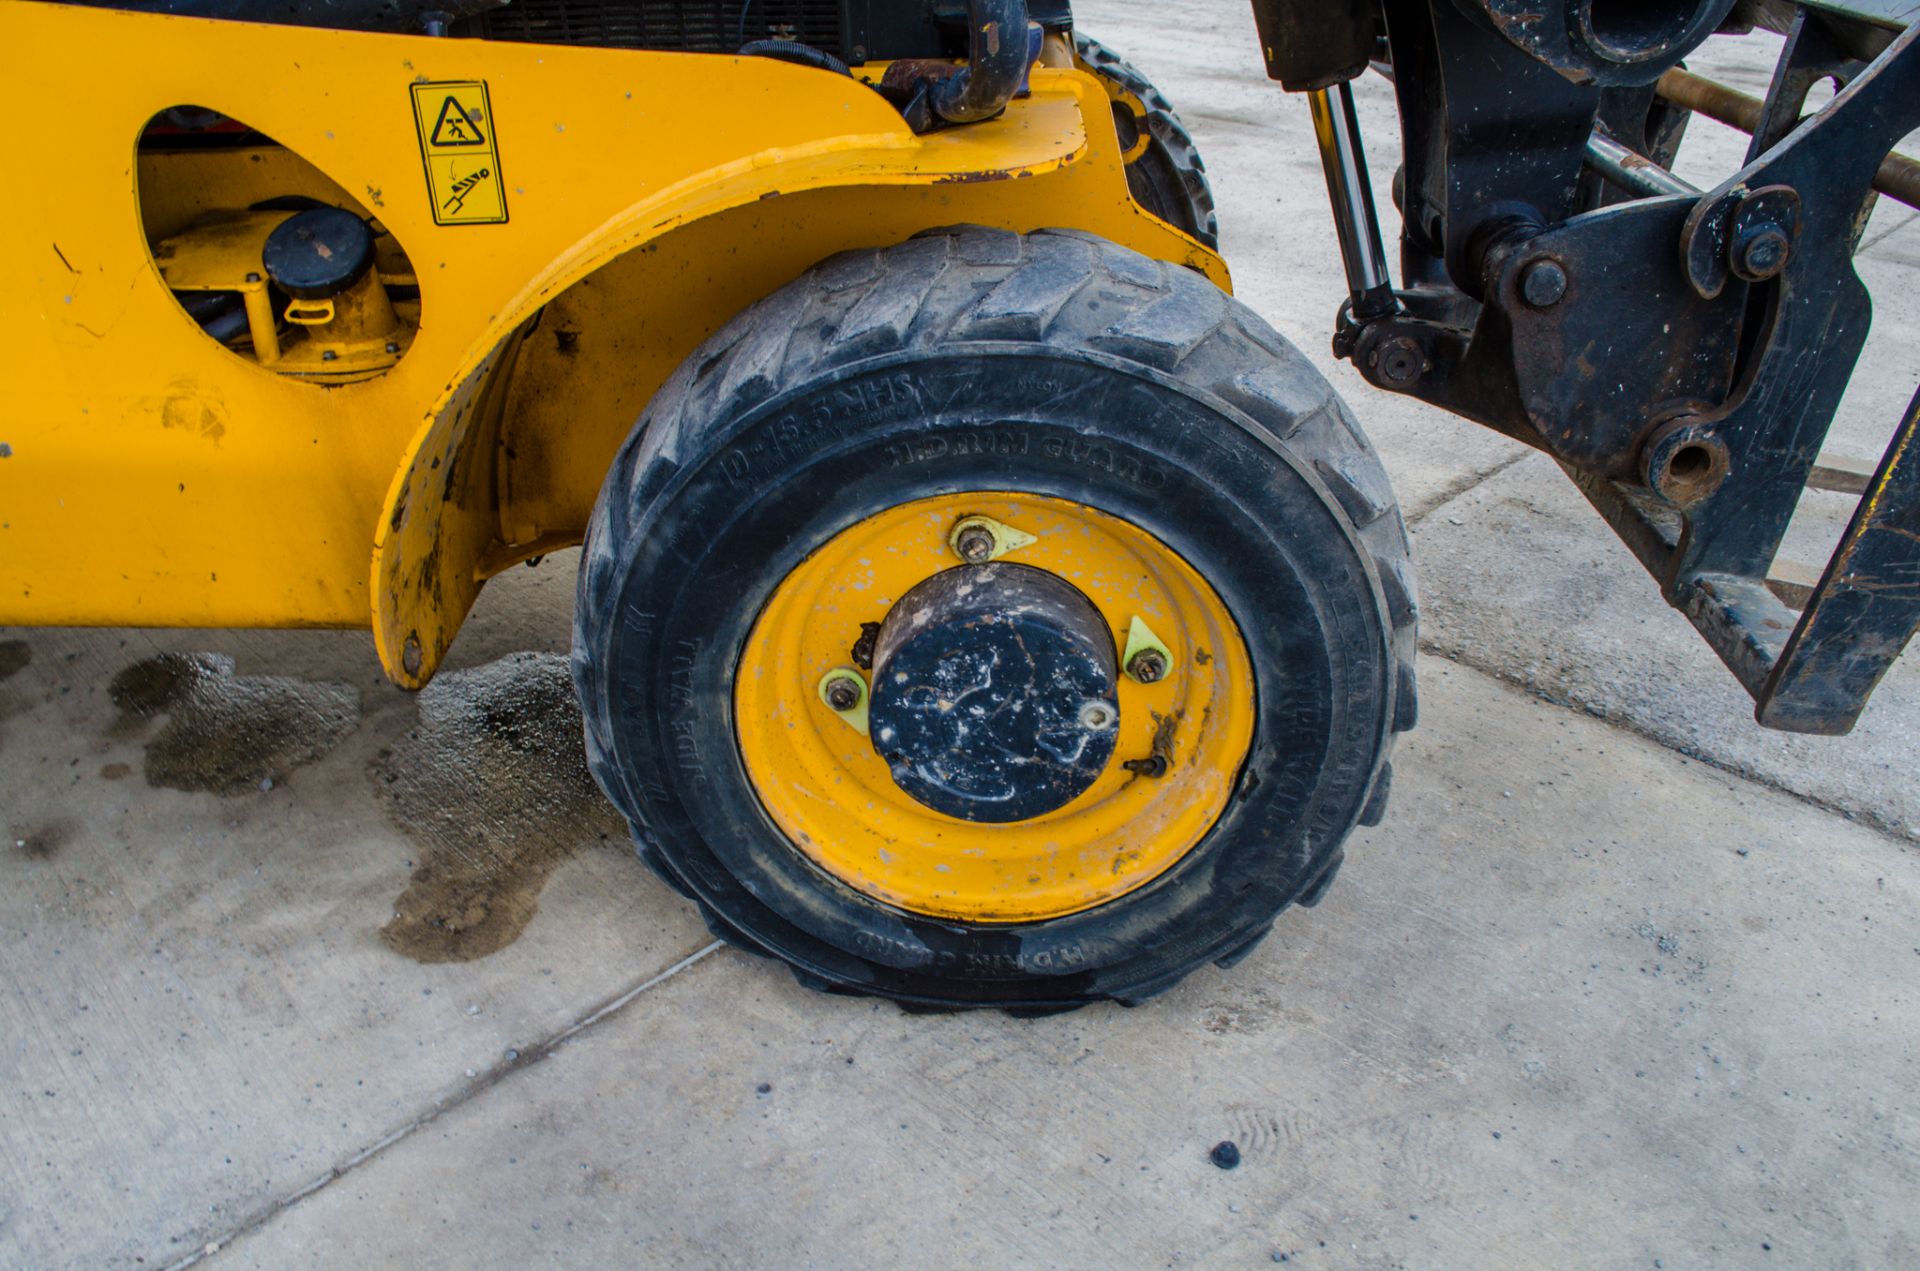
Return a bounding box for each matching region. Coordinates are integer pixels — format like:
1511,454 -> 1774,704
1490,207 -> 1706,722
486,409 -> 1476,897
1659,66 -> 1768,133
1584,132 -> 1701,198
1307,82 -> 1396,320
929,0 -> 1030,125
241,285 -> 280,365
1657,66 -> 1920,212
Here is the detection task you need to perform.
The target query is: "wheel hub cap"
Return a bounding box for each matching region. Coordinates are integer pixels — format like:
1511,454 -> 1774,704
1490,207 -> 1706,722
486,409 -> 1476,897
868,563 -> 1119,823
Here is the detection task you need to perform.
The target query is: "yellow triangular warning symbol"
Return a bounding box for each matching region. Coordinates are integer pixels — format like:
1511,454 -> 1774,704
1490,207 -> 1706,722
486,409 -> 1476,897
429,96 -> 486,147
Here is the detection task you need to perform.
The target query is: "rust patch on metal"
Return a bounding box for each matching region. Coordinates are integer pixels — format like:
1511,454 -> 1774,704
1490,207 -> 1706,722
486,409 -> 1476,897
880,58 -> 961,96
933,167 -> 1025,184
372,651 -> 624,963
1121,708 -> 1182,782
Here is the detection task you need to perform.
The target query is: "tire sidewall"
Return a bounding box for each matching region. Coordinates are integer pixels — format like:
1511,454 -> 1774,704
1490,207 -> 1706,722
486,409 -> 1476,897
597,347 -> 1391,1004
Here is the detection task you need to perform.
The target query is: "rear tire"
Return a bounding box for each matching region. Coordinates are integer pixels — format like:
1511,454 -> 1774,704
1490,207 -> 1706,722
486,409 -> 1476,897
573,228 -> 1415,1010
1074,34 -> 1220,249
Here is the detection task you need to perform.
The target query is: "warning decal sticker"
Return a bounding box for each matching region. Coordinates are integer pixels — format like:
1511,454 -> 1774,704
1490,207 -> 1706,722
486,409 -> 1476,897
410,81 -> 507,225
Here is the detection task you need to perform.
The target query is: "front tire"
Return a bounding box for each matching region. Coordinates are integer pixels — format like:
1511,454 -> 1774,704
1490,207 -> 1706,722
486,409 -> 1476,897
573,228 -> 1415,1010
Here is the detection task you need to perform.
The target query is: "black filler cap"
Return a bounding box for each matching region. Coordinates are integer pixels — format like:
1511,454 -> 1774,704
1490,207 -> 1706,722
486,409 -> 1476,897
261,207 -> 375,300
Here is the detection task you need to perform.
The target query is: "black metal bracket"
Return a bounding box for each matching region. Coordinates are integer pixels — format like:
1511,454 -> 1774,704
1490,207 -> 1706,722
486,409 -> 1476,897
1298,0 -> 1920,733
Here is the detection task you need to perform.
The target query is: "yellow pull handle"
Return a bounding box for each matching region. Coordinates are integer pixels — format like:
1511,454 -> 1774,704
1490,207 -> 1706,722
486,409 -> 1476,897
284,298 -> 335,326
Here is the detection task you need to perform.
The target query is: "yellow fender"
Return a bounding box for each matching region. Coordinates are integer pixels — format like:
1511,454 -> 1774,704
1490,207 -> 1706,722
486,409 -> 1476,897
0,0 -> 1226,685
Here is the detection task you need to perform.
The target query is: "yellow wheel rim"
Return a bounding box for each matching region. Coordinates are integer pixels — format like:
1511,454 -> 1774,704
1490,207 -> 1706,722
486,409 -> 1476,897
734,492 -> 1255,922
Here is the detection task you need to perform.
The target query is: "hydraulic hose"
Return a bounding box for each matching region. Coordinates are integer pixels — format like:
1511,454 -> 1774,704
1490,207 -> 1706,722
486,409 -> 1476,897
737,38 -> 853,77
929,0 -> 1030,125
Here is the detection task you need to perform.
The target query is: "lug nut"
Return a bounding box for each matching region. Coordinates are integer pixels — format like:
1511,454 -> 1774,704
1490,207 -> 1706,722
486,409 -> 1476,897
1126,648 -> 1169,684
953,523 -> 996,563
823,675 -> 862,711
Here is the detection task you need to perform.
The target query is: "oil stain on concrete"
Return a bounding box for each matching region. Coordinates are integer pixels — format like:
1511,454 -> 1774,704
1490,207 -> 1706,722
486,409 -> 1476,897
10,820 -> 74,861
372,651 -> 625,964
108,651 -> 360,795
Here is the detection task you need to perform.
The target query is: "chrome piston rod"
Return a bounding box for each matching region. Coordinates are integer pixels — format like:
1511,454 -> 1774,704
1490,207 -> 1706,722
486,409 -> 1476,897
1307,82 -> 1397,321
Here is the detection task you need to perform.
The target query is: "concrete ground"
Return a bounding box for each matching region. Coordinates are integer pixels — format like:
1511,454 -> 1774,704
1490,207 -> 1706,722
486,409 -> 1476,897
5,4 -> 1919,1267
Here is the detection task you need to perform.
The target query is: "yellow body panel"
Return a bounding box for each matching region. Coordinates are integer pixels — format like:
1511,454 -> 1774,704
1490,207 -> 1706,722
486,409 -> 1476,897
0,0 -> 1227,684
734,493 -> 1255,922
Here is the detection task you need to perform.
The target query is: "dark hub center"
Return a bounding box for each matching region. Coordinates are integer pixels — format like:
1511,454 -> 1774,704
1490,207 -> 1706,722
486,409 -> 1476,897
866,562 -> 1120,823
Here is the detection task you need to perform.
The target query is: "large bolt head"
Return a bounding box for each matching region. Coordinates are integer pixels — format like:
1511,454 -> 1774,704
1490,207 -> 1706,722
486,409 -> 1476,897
1375,335 -> 1427,388
1520,258 -> 1569,308
1734,227 -> 1790,281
